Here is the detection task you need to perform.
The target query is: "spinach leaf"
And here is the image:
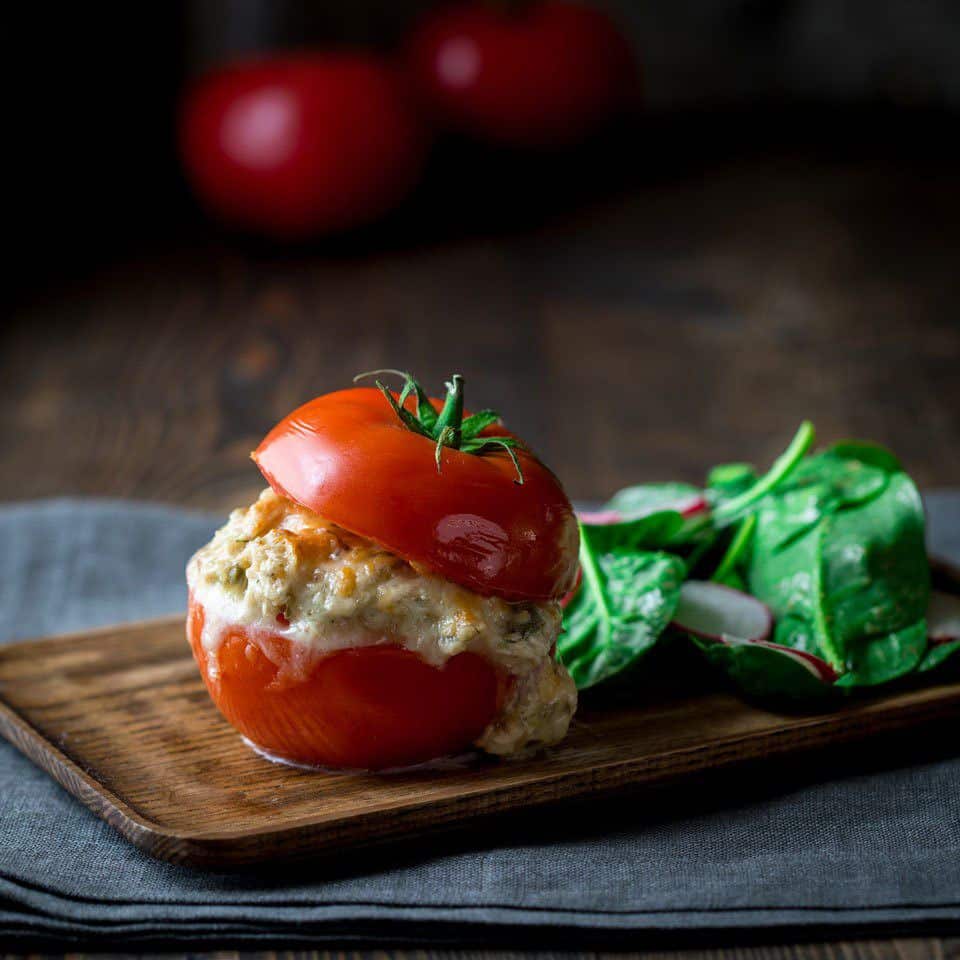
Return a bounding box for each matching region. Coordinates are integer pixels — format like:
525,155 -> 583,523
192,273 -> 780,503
707,462 -> 757,500
578,426 -> 937,702
768,444 -> 892,549
710,513 -> 756,590
917,592 -> 960,673
601,482 -> 718,569
558,517 -> 685,690
605,482 -> 704,517
713,421 -> 816,526
919,639 -> 960,673
580,510 -> 686,553
746,452 -> 929,688
825,440 -> 903,473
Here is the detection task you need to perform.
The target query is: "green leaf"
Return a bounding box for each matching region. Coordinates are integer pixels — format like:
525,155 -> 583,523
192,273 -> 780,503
918,639 -> 960,673
372,380 -> 434,440
355,368 -> 440,433
714,421 -> 816,526
603,483 -> 717,570
917,591 -> 960,673
707,463 -> 757,499
819,474 -> 928,683
460,409 -> 501,439
825,440 -> 902,473
580,511 -> 686,553
711,513 -> 756,587
410,380 -> 439,432
750,458 -> 890,555
558,521 -> 685,689
834,620 -> 927,687
746,453 -> 929,688
606,482 -> 703,518
462,435 -> 525,484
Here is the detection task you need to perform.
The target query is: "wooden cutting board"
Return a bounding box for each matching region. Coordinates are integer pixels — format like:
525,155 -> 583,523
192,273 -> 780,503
1,567 -> 959,867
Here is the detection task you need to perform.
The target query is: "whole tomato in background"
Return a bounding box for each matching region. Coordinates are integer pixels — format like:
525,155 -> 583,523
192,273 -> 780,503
404,1 -> 640,148
179,54 -> 426,238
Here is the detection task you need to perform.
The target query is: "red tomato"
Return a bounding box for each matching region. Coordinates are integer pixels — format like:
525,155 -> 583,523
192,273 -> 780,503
188,597 -> 504,769
179,54 -> 426,238
253,386 -> 579,602
404,1 -> 639,148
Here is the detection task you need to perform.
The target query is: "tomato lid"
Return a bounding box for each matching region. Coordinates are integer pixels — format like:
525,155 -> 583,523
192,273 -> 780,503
252,372 -> 579,602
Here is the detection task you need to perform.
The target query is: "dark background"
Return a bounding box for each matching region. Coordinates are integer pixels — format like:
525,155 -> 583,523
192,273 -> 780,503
6,1 -> 959,513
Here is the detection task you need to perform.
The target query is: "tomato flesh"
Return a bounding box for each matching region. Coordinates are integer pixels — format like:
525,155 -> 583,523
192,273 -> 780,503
188,597 -> 502,770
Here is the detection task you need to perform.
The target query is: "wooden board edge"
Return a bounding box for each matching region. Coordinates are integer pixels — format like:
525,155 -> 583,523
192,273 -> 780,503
24,680 -> 956,868
2,611 -> 186,652
0,696 -> 174,855
1,560 -> 958,867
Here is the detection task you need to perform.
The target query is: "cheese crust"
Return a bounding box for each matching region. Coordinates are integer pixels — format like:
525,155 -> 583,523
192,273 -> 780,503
187,488 -> 576,756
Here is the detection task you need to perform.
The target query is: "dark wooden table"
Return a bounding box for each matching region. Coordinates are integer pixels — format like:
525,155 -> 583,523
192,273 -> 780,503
3,112 -> 959,957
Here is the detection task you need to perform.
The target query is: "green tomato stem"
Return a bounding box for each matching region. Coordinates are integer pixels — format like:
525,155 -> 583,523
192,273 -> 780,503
434,374 -> 465,450
354,369 -> 524,483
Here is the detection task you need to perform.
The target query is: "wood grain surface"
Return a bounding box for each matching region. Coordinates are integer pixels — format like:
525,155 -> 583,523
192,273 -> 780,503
1,609 -> 959,867
5,141 -> 959,516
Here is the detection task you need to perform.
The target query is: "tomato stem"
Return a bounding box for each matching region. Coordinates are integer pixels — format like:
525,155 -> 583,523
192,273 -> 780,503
434,375 -> 465,450
353,369 -> 525,484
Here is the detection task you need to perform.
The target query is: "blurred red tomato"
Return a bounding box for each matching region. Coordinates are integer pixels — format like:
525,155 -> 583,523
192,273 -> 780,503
179,54 -> 427,238
404,1 -> 639,148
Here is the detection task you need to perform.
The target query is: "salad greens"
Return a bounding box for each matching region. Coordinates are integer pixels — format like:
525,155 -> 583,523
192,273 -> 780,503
559,513 -> 686,689
558,423 -> 953,703
918,591 -> 960,673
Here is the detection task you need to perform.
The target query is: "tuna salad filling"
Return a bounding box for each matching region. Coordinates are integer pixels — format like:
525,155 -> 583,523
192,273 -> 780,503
187,488 -> 576,756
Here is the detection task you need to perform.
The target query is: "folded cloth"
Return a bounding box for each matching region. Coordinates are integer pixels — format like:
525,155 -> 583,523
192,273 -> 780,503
1,495 -> 959,948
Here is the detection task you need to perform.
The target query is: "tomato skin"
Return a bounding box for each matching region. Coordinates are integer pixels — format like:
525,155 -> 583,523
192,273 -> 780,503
188,596 -> 502,770
253,387 -> 579,602
179,54 -> 426,238
404,1 -> 639,148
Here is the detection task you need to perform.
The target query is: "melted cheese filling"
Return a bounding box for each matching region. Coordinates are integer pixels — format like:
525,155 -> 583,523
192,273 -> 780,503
187,489 -> 576,756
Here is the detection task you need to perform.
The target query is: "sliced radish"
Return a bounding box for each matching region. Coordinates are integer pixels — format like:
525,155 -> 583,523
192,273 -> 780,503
674,581 -> 838,685
578,494 -> 708,525
679,494 -> 710,518
928,590 -> 960,645
728,637 -> 840,683
559,566 -> 583,609
671,580 -> 772,643
576,509 -> 623,525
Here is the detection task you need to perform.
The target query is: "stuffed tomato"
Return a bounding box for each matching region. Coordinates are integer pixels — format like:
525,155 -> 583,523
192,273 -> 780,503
186,372 -> 579,770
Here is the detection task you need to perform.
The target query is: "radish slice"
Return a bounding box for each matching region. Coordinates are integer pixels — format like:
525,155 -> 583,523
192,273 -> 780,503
559,566 -> 583,609
729,637 -> 840,683
578,494 -> 708,526
674,581 -> 839,684
671,581 -> 772,643
577,509 -> 623,525
679,495 -> 710,518
928,590 -> 960,645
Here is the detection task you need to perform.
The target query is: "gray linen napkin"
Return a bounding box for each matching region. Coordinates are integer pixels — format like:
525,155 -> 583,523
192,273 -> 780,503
1,495 -> 959,948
